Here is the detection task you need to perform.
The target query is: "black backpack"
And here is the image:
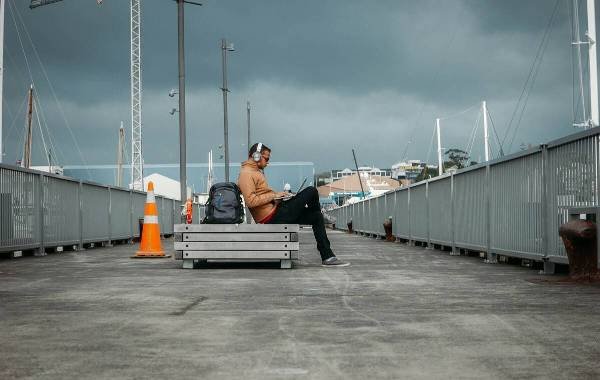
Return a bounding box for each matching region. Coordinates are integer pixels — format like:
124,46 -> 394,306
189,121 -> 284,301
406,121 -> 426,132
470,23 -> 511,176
202,182 -> 245,224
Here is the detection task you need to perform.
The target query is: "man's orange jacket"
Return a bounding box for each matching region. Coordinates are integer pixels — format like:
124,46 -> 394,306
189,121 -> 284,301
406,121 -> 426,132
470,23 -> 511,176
237,159 -> 277,223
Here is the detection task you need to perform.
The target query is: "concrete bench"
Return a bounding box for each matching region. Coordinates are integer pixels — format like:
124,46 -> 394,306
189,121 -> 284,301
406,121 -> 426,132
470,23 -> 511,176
174,224 -> 300,269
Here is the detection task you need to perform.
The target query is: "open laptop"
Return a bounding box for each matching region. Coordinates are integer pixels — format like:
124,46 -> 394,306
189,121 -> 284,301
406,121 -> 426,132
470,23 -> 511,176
274,177 -> 308,201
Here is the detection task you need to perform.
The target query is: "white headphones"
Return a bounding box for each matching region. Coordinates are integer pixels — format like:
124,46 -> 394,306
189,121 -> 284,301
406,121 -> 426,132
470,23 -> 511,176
252,142 -> 263,162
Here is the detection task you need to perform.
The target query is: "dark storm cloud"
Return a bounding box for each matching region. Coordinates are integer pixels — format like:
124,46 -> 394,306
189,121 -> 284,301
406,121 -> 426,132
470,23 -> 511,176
1,0 -> 585,172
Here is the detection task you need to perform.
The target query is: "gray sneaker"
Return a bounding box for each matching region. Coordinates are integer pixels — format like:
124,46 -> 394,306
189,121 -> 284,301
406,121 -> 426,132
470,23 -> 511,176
322,256 -> 350,267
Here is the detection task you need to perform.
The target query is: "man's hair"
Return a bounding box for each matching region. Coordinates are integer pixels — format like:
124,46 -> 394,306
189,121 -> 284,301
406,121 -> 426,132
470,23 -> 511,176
248,143 -> 271,157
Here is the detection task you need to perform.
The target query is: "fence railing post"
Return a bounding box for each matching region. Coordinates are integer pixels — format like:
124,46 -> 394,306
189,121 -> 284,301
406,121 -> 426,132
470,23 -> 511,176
541,144 -> 554,273
450,172 -> 457,255
485,162 -> 496,263
426,180 -> 431,249
129,189 -> 134,243
408,185 -> 412,245
78,181 -> 84,251
361,200 -> 364,233
393,190 -> 397,239
383,193 -> 387,237
35,173 -> 46,256
107,186 -> 113,247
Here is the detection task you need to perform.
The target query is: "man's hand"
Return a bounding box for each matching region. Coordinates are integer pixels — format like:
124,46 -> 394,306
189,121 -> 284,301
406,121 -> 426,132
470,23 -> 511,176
273,191 -> 289,204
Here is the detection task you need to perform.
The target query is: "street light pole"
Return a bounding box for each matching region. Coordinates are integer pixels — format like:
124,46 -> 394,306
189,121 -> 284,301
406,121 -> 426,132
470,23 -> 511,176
221,38 -> 234,182
177,0 -> 187,215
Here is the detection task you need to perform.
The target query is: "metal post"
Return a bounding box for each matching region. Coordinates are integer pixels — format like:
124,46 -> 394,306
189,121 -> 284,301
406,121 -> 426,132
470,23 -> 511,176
247,100 -> 251,152
178,0 -> 187,219
0,0 -> 4,164
221,38 -> 233,182
408,185 -> 412,245
588,0 -> 599,126
540,144 -> 554,273
36,173 -> 46,256
78,181 -> 84,250
129,189 -> 133,242
393,190 -> 397,240
107,186 -> 113,247
450,172 -> 457,255
436,118 -> 443,175
383,194 -> 387,237
173,199 -> 177,227
426,180 -> 431,249
485,163 -> 496,263
482,101 -> 490,161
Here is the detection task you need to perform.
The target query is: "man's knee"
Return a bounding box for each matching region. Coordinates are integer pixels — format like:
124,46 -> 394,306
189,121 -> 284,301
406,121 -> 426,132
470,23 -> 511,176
306,186 -> 318,198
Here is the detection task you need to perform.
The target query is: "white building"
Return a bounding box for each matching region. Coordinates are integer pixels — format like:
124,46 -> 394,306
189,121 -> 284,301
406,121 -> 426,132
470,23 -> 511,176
30,166 -> 64,176
331,167 -> 391,180
139,173 -> 191,201
391,160 -> 432,180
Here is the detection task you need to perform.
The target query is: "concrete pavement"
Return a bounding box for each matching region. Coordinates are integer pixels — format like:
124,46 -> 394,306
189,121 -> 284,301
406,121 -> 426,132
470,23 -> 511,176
1,228 -> 600,379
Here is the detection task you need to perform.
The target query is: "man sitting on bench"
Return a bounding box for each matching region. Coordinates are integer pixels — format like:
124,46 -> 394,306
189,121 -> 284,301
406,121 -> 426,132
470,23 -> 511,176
238,142 -> 350,267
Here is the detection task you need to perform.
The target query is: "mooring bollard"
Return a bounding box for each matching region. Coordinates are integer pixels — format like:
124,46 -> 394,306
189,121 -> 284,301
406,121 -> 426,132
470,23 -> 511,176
347,220 -> 353,234
559,219 -> 598,281
383,216 -> 394,242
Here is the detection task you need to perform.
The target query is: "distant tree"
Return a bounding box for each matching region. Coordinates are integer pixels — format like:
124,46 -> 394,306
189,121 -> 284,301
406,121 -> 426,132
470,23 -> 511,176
444,148 -> 470,169
415,166 -> 435,182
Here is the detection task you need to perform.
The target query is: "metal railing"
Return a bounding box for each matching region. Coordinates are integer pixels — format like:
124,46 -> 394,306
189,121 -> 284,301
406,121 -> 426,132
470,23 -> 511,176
0,164 -> 178,254
329,127 -> 600,264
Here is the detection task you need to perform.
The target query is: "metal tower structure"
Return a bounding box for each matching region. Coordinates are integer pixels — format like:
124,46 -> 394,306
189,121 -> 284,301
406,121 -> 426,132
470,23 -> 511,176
130,0 -> 144,190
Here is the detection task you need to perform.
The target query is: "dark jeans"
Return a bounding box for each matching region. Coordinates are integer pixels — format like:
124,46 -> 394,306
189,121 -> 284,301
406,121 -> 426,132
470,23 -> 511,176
267,186 -> 335,261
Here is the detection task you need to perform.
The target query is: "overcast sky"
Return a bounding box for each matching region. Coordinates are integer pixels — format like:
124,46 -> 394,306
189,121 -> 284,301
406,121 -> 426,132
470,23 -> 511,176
1,0 -> 593,172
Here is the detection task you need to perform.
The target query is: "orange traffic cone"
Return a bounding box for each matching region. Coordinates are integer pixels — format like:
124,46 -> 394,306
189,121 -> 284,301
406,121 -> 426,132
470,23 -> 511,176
132,181 -> 170,258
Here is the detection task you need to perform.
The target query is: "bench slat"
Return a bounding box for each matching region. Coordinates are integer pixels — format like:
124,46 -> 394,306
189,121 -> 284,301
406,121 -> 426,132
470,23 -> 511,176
175,241 -> 299,251
183,232 -> 290,242
174,224 -> 299,233
181,251 -> 291,259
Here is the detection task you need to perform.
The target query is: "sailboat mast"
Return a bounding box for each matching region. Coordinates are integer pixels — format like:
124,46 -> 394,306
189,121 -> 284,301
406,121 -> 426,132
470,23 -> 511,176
436,118 -> 443,176
587,0 -> 599,126
117,122 -> 125,187
482,101 -> 490,161
207,150 -> 213,193
23,85 -> 34,169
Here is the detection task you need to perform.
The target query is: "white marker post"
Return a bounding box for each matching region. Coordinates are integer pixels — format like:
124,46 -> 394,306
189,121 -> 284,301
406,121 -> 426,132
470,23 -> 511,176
436,118 -> 443,176
482,101 -> 490,162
